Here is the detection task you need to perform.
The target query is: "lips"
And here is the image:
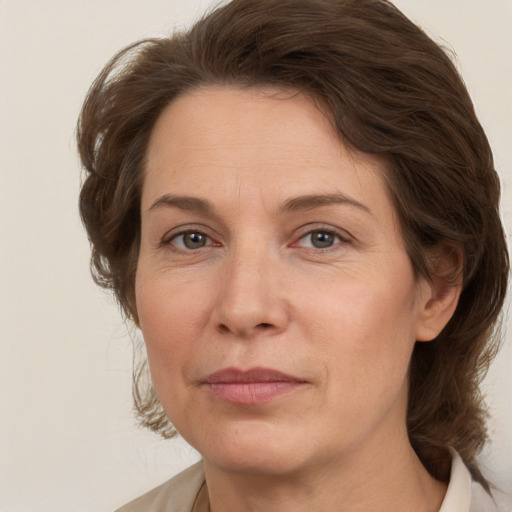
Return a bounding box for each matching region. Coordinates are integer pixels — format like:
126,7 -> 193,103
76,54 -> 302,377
203,367 -> 307,405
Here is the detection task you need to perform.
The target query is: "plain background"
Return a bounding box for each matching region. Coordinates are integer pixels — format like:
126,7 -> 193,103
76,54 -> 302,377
0,1 -> 510,510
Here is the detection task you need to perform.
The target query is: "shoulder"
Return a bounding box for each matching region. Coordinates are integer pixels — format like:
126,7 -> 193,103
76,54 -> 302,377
115,462 -> 206,512
440,450 -> 512,512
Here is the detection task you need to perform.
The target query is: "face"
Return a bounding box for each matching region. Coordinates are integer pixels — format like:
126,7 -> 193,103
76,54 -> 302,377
136,86 -> 433,477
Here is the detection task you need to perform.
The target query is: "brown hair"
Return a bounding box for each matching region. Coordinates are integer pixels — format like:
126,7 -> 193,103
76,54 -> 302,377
77,0 -> 509,487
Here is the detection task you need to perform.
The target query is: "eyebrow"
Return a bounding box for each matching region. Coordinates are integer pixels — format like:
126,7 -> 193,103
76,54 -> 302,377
280,193 -> 372,215
148,192 -> 371,216
148,194 -> 214,214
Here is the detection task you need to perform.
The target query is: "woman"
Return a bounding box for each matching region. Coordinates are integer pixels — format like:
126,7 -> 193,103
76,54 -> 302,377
77,0 -> 509,510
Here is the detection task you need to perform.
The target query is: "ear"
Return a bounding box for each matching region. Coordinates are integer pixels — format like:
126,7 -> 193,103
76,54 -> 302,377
415,246 -> 463,342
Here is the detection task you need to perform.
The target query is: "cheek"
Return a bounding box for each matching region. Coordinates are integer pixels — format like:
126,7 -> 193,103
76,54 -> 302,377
298,271 -> 418,388
135,272 -> 212,388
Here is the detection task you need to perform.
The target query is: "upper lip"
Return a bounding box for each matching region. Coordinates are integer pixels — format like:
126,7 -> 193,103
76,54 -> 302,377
203,367 -> 305,384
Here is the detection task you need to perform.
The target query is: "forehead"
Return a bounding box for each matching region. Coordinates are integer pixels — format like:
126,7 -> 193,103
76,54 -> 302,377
146,85 -> 341,162
142,85 -> 392,217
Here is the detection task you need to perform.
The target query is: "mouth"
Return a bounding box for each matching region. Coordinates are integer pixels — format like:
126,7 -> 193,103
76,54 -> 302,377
202,367 -> 307,405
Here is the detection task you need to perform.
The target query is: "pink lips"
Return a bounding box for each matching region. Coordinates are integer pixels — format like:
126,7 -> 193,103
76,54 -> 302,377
203,367 -> 306,405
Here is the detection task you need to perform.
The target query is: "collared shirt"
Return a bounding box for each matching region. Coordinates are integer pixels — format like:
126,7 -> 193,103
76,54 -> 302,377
116,452 -> 511,512
440,452 -> 510,512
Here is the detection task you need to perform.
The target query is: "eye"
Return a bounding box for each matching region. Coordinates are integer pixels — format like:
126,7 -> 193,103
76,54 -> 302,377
168,231 -> 211,250
296,229 -> 343,249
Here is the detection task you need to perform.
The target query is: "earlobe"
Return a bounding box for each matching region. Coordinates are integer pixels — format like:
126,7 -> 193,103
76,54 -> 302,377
415,247 -> 463,342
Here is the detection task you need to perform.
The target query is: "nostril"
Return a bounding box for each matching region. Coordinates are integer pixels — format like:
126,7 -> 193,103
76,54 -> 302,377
216,321 -> 276,336
218,324 -> 231,333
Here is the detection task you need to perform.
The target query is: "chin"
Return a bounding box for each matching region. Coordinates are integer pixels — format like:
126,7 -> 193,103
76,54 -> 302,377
190,421 -> 314,476
207,449 -> 310,477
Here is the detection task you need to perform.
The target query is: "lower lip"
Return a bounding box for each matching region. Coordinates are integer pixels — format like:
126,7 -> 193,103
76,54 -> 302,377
206,381 -> 304,405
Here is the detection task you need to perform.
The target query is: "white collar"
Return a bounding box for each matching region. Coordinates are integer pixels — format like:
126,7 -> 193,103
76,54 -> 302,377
439,449 -> 509,512
439,450 -> 472,511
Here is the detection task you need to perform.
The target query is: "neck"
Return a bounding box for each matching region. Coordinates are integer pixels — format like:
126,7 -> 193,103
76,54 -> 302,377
203,425 -> 447,512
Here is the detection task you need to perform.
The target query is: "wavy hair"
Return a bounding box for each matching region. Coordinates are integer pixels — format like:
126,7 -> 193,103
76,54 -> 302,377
77,0 -> 509,488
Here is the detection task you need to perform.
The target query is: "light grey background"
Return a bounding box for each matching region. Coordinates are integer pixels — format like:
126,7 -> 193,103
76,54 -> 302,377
1,1 -> 510,510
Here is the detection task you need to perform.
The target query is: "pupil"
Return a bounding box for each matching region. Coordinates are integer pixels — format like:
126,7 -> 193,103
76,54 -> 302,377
184,232 -> 206,249
312,231 -> 334,248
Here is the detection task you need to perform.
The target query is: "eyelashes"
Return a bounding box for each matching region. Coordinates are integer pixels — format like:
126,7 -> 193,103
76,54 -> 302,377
166,231 -> 213,250
293,229 -> 345,249
160,225 -> 351,254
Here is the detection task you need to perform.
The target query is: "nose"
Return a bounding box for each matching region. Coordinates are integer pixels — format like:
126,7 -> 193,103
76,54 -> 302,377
212,244 -> 289,339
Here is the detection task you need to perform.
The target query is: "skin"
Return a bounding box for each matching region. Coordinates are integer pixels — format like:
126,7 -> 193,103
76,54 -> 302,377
136,86 -> 459,512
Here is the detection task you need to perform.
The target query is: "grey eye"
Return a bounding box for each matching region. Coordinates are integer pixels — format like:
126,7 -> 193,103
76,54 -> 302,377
297,230 -> 340,249
172,232 -> 209,250
309,231 -> 336,248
